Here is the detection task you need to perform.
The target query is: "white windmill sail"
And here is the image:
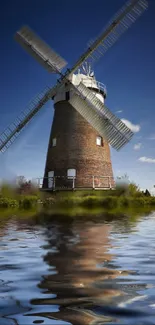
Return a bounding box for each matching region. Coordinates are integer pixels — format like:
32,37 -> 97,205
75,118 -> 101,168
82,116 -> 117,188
69,82 -> 133,150
0,85 -> 57,153
0,0 -> 148,153
68,0 -> 148,74
15,26 -> 67,73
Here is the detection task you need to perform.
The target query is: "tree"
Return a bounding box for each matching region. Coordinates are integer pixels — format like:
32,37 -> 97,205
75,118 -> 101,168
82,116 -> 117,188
144,189 -> 151,197
16,176 -> 26,186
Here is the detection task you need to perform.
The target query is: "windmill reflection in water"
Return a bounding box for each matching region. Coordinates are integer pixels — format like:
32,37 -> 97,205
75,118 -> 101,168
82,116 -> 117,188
30,222 -> 135,324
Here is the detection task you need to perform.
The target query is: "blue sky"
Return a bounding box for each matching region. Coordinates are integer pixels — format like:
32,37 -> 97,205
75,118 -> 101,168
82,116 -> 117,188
0,0 -> 155,190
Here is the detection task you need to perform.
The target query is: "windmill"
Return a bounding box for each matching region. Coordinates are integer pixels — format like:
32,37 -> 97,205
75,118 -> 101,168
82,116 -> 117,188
0,0 -> 148,190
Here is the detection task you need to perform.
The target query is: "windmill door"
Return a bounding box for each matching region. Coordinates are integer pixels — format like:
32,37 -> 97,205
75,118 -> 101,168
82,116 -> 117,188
48,171 -> 54,189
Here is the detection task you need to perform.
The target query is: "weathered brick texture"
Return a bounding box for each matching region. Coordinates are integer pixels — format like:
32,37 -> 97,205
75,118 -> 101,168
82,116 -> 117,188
43,101 -> 114,188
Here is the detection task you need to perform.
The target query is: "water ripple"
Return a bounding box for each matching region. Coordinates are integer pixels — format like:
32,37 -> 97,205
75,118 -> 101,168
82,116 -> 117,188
0,215 -> 155,324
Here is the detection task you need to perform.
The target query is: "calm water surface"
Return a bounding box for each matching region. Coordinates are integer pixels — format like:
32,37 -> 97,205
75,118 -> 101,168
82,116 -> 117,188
0,212 -> 155,324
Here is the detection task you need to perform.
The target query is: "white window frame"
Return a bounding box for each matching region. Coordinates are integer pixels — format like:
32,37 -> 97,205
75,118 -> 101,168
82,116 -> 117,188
48,171 -> 54,188
67,168 -> 76,179
52,138 -> 57,147
96,136 -> 102,146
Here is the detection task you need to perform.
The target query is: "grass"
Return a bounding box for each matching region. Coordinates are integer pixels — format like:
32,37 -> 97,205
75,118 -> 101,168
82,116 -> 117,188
51,194 -> 155,210
0,182 -> 155,219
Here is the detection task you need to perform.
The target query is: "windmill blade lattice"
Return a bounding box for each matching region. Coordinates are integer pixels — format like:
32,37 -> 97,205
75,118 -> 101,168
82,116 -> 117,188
0,86 -> 57,153
0,0 -> 148,155
15,26 -> 67,73
69,0 -> 148,74
69,82 -> 133,150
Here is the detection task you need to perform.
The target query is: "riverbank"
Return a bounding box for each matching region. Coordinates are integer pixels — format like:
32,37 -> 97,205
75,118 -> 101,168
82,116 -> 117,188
0,204 -> 154,225
0,182 -> 155,216
47,191 -> 155,209
0,188 -> 155,213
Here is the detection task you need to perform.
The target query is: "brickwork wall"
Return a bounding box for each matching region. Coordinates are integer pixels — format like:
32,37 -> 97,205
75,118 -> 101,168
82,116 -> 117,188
43,101 -> 114,188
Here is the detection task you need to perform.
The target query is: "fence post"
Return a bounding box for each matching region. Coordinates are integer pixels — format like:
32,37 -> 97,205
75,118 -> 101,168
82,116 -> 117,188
72,177 -> 75,190
109,176 -> 111,189
53,177 -> 55,190
92,176 -> 95,189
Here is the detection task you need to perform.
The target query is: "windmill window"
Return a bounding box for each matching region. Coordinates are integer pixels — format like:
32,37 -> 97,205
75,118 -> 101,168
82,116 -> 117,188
66,91 -> 70,101
48,171 -> 54,188
96,136 -> 102,146
67,168 -> 76,179
52,138 -> 57,147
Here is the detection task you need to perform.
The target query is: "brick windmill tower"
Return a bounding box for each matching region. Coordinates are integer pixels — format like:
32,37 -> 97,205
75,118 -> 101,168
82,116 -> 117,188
44,65 -> 114,189
0,0 -> 148,190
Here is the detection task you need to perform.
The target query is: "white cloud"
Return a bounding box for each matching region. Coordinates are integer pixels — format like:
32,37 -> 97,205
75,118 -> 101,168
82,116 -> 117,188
121,119 -> 140,133
139,156 -> 155,163
133,143 -> 142,151
116,110 -> 123,113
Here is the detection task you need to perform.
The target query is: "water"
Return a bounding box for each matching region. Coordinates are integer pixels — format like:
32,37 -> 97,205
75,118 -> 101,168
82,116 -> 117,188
0,212 -> 155,324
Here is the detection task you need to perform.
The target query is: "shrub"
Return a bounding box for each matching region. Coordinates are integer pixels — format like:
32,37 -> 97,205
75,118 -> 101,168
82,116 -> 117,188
58,196 -> 82,207
147,197 -> 155,206
19,196 -> 38,209
43,197 -> 55,207
80,196 -> 118,209
80,196 -> 102,208
9,199 -> 19,208
128,183 -> 143,197
101,196 -> 118,209
132,197 -> 147,206
0,198 -> 10,208
119,196 -> 130,207
0,198 -> 18,208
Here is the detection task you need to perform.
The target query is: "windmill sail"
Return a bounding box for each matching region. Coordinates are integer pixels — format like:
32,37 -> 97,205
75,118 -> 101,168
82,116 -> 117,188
69,82 -> 133,150
0,86 -> 57,153
69,0 -> 148,74
0,0 -> 148,154
15,26 -> 67,73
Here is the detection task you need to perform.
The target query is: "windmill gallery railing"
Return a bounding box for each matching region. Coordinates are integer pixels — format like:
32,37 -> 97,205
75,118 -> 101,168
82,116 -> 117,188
35,176 -> 115,191
80,76 -> 107,97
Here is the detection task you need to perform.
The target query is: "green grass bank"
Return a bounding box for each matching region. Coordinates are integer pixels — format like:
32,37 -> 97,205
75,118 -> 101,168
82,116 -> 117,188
0,182 -> 155,213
